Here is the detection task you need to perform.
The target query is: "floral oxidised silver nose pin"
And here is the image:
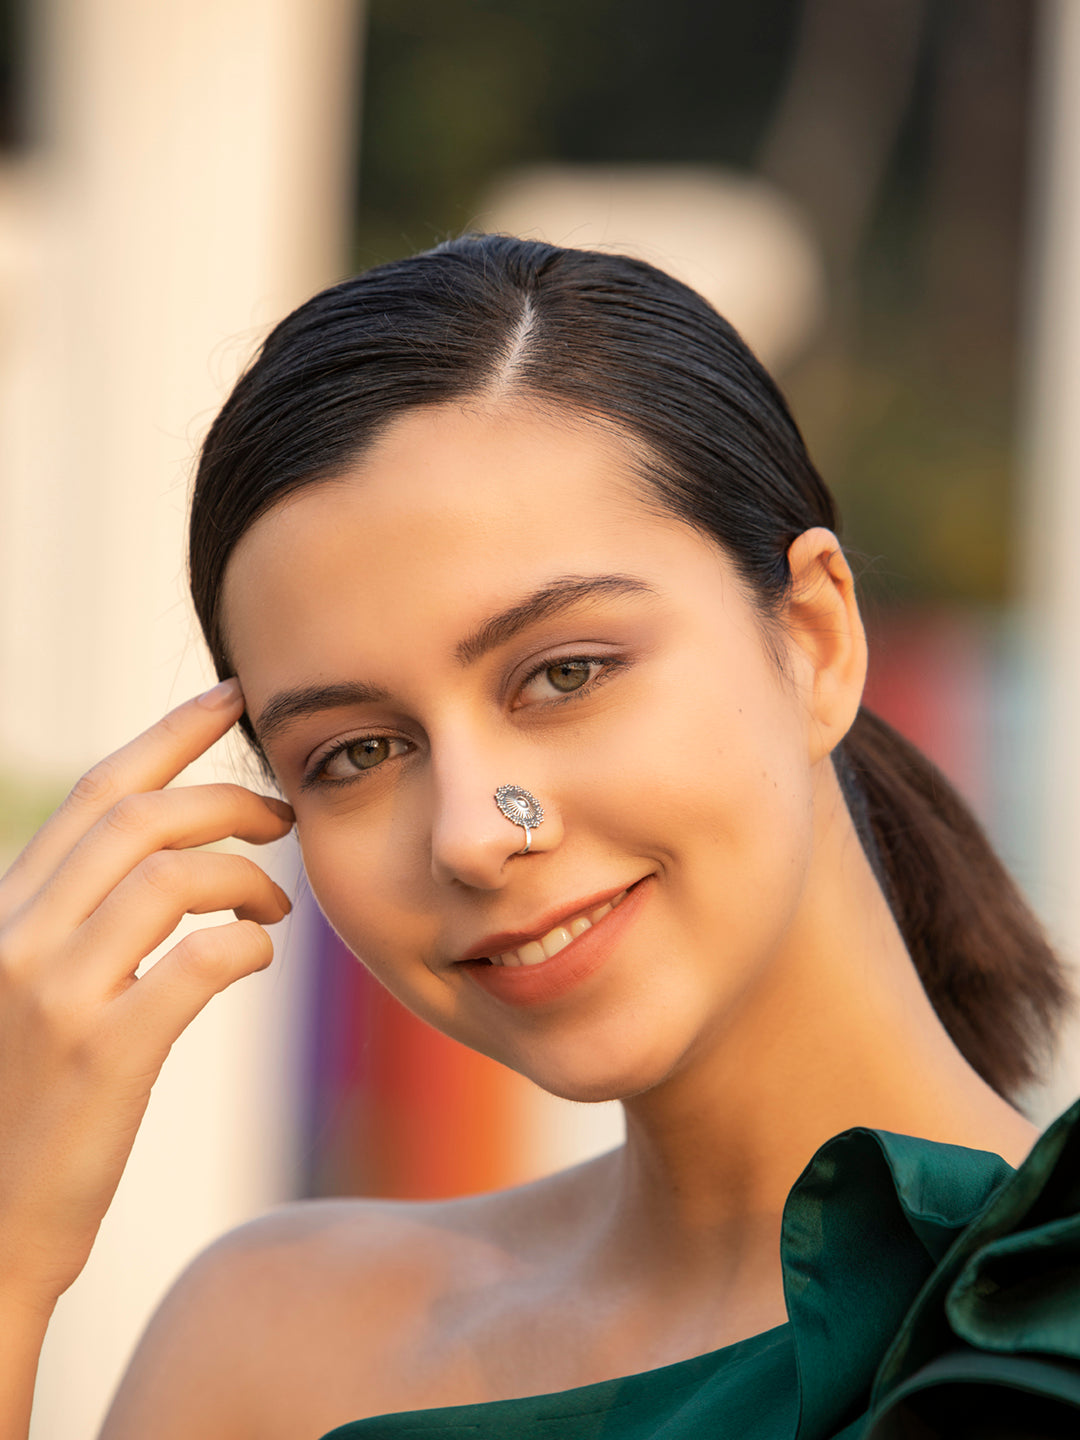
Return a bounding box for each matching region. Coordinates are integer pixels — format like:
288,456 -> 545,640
494,784 -> 544,855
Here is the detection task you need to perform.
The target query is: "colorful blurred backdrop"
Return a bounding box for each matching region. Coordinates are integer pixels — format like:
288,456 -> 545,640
2,3 -> 1080,1434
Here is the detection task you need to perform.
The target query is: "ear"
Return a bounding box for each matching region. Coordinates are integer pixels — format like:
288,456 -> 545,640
782,528 -> 867,762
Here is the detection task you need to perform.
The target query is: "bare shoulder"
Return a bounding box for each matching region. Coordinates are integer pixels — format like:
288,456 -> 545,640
100,1152 -> 616,1440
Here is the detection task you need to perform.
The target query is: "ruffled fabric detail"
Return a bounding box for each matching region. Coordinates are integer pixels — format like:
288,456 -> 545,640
864,1095 -> 1080,1437
781,1096 -> 1080,1438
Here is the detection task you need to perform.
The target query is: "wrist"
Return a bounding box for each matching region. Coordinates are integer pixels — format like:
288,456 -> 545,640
0,1282 -> 59,1330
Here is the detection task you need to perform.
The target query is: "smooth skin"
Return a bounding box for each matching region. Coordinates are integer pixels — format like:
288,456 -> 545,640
0,401 -> 1037,1439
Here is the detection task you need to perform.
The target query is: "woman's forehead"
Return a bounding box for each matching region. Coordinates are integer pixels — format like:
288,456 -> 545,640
224,405 -> 701,598
219,402 -> 733,686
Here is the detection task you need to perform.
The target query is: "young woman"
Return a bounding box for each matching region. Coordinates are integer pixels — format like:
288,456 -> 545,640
1,236 -> 1078,1440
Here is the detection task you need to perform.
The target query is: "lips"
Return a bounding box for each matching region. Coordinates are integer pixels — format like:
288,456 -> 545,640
486,889 -> 628,967
457,882 -> 634,966
457,876 -> 651,1007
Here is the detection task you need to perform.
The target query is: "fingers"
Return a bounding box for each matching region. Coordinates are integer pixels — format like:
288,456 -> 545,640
10,783 -> 294,955
0,683 -> 299,1314
0,680 -> 250,919
62,849 -> 291,998
116,919 -> 277,1070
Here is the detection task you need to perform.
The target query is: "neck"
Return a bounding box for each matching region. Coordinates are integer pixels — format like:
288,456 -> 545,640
603,770 -> 1035,1264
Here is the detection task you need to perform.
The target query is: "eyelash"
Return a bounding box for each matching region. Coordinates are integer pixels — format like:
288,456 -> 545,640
300,654 -> 624,791
513,653 -> 623,709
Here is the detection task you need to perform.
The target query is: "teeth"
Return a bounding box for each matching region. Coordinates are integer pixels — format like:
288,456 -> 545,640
488,890 -> 628,967
540,926 -> 573,959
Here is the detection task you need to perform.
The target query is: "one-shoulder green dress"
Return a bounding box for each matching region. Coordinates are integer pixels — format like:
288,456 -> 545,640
321,1098 -> 1080,1440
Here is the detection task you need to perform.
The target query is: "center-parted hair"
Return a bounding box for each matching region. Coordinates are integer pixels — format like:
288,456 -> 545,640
189,233 -> 1069,1100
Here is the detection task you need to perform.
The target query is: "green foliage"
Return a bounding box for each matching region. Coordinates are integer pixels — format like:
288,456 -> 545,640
0,0 -> 27,150
830,363 -> 1014,607
355,0 -> 1031,610
357,0 -> 799,266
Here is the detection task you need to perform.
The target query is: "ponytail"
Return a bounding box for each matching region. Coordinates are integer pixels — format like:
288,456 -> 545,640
836,708 -> 1071,1099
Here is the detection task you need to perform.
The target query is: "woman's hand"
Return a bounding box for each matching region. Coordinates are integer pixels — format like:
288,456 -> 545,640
0,679 -> 294,1315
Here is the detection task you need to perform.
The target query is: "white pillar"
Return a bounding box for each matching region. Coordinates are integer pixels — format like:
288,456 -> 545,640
1020,0 -> 1080,1118
1,0 -> 361,771
0,3 -> 363,1435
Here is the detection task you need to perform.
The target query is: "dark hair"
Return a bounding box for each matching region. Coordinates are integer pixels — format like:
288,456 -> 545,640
189,233 -> 1069,1100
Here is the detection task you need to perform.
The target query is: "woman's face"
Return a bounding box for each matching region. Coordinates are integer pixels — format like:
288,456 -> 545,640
222,402 -> 822,1102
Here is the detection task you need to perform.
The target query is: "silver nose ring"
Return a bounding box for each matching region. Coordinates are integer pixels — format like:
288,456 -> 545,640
494,784 -> 545,855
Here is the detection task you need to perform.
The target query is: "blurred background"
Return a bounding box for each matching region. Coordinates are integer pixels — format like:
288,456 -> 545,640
1,1 -> 1079,1433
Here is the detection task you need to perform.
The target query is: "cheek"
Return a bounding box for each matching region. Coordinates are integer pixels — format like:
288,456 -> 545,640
300,830 -> 462,1037
568,652 -> 811,859
296,806 -> 433,975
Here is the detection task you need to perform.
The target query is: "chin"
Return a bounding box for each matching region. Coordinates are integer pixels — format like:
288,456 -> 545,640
507,1029 -> 688,1106
532,1071 -> 642,1105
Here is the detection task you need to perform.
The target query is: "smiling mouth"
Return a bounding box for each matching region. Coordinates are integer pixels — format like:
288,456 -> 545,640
481,889 -> 629,968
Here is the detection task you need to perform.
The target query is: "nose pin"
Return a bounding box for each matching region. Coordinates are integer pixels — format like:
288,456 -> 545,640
494,784 -> 544,855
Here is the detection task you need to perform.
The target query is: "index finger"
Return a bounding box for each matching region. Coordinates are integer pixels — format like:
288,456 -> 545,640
0,679 -> 263,915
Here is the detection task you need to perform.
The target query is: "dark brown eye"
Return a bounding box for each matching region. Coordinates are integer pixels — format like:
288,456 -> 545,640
546,660 -> 593,693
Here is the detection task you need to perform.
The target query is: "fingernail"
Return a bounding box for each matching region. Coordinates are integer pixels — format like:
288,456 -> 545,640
197,677 -> 243,708
265,796 -> 295,820
273,883 -> 293,914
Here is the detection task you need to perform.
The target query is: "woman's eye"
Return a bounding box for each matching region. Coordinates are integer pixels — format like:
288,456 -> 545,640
518,658 -> 608,705
545,660 -> 594,693
316,735 -> 409,783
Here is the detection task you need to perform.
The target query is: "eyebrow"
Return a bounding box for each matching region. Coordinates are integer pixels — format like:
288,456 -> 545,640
454,574 -> 656,665
253,680 -> 392,749
253,574 -> 656,748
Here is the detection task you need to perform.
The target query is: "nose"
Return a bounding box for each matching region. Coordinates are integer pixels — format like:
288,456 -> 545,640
429,762 -> 560,889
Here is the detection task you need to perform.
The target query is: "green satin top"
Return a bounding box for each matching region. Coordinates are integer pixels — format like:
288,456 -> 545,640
321,1098 -> 1080,1440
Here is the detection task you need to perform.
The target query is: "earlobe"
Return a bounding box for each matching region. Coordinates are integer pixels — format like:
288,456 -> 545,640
783,528 -> 868,761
